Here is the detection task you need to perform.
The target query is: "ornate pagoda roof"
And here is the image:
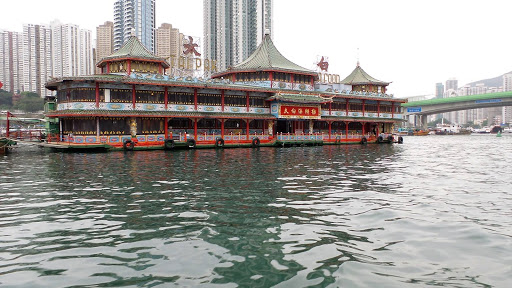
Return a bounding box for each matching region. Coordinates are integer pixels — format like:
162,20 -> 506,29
214,34 -> 316,77
97,36 -> 170,68
340,63 -> 389,86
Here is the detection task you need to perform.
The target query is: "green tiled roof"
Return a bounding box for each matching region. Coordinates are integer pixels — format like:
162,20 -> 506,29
219,34 -> 316,76
340,64 -> 389,86
97,36 -> 169,67
267,93 -> 332,104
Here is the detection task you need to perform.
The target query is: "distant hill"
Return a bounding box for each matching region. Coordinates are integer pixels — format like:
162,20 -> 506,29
465,71 -> 512,88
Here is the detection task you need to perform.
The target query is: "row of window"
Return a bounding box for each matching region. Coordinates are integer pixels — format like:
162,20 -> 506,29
234,72 -> 313,84
56,89 -> 266,107
321,102 -> 400,113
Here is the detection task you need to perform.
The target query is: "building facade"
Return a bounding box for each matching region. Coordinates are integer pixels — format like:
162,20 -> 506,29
23,24 -> 53,97
51,20 -> 93,79
114,0 -> 156,53
204,0 -> 273,73
0,30 -> 24,94
96,21 -> 114,74
155,23 -> 183,70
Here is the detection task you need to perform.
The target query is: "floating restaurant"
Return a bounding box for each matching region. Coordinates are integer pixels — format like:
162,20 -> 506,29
44,33 -> 406,151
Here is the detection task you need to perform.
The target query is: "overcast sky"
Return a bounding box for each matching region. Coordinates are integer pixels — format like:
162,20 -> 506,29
2,0 -> 511,98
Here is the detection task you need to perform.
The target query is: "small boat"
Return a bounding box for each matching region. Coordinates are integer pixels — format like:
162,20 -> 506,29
0,138 -> 17,154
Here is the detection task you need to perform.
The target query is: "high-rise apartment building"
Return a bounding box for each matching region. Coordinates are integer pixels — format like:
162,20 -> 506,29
445,78 -> 458,91
114,0 -> 156,53
0,30 -> 24,93
51,20 -> 93,78
204,0 -> 273,72
435,82 -> 444,98
23,24 -> 52,97
156,23 -> 182,60
96,21 -> 114,73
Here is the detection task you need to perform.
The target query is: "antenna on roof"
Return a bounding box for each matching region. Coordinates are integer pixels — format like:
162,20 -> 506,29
357,48 -> 360,67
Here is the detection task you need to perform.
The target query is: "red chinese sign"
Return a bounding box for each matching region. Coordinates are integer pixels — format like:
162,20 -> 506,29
317,56 -> 329,72
183,36 -> 201,57
279,105 -> 321,119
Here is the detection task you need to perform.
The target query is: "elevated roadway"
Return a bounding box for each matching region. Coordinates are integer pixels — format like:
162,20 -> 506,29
401,91 -> 512,128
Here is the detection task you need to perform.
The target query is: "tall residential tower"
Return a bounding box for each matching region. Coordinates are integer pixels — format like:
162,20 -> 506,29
96,21 -> 114,73
113,0 -> 156,53
0,30 -> 24,93
204,0 -> 273,73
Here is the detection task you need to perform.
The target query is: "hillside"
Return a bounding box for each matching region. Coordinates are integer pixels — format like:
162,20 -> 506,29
465,71 -> 512,88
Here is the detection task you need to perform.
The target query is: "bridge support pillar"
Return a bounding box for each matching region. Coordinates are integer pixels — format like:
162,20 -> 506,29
420,115 -> 428,130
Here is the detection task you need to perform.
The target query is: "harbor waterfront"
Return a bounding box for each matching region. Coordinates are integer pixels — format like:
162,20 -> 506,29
1,135 -> 511,287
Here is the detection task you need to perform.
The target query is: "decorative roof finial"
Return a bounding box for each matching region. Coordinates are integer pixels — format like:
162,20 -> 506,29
264,29 -> 270,37
357,48 -> 360,67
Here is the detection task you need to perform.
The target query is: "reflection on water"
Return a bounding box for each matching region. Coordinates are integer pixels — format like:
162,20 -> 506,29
1,135 -> 511,287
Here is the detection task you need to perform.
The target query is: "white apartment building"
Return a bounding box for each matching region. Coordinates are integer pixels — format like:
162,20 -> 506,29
51,20 -> 93,78
23,24 -> 52,97
0,30 -> 24,94
204,0 -> 273,73
114,0 -> 156,53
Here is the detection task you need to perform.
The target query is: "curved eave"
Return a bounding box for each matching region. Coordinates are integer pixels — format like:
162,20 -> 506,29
344,80 -> 391,86
212,68 -> 318,79
97,57 -> 170,69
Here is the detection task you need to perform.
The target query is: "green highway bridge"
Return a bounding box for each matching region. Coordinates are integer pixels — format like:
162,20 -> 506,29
401,91 -> 512,128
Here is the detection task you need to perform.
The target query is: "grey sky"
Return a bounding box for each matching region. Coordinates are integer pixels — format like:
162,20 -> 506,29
1,0 -> 511,98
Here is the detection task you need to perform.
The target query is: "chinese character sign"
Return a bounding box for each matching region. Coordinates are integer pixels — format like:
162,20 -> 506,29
279,105 -> 321,119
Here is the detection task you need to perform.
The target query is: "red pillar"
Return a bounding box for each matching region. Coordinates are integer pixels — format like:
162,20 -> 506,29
221,90 -> 225,112
291,74 -> 294,90
391,102 -> 395,119
164,87 -> 168,110
6,111 -> 10,138
95,82 -> 99,108
328,121 -> 332,140
246,91 -> 250,112
345,122 -> 349,139
346,99 -> 349,115
329,102 -> 332,116
132,85 -> 136,109
127,60 -> 131,75
165,117 -> 169,139
194,88 -> 198,111
362,100 -> 365,117
246,120 -> 250,139
194,118 -> 198,140
106,62 -> 110,74
377,101 -> 380,117
269,71 -> 273,88
221,119 -> 225,139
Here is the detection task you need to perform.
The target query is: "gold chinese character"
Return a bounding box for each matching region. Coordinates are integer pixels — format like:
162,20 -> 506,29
312,109 -> 317,115
298,108 -> 303,114
291,108 -> 296,114
305,109 -> 310,115
283,108 -> 289,114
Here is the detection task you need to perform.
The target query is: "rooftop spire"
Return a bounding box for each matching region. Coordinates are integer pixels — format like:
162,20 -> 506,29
357,48 -> 360,67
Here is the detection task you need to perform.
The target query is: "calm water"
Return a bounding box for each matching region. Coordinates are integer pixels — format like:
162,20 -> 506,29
1,135 -> 511,287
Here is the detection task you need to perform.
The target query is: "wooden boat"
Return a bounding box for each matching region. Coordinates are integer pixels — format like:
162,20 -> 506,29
0,138 -> 16,154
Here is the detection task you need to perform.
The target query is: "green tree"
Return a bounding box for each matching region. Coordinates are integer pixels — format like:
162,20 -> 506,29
14,92 -> 44,112
0,89 -> 13,109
